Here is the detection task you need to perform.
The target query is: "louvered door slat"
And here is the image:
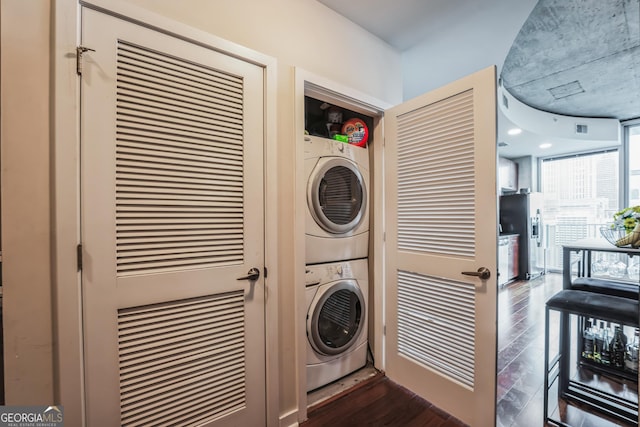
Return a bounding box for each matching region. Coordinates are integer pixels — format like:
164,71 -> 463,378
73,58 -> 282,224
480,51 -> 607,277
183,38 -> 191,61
118,43 -> 245,92
123,357 -> 244,402
116,216 -> 242,224
117,118 -> 242,145
123,368 -> 245,418
117,139 -> 242,163
117,78 -> 243,122
117,104 -> 243,137
117,150 -> 242,172
121,348 -> 243,395
120,330 -> 243,371
118,43 -> 243,94
121,334 -> 244,374
119,304 -> 239,328
120,315 -> 242,339
117,184 -> 241,197
120,330 -> 243,366
117,235 -> 238,247
124,380 -> 244,427
397,90 -> 475,256
117,128 -> 243,152
114,28 -> 249,274
118,239 -> 240,250
396,95 -> 473,132
398,152 -> 473,169
117,86 -> 243,125
117,88 -> 243,126
116,181 -> 240,191
116,210 -> 242,218
118,249 -> 242,265
137,386 -> 245,427
116,223 -> 242,232
398,117 -> 474,143
117,63 -> 243,105
397,270 -> 475,388
117,160 -> 241,181
117,145 -> 242,167
119,292 -> 246,426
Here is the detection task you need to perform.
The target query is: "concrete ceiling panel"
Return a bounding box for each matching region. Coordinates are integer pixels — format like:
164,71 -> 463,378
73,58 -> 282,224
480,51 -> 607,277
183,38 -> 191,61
501,0 -> 640,121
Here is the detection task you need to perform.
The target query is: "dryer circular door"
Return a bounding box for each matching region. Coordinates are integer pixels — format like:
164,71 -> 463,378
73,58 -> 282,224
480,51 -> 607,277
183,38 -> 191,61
308,157 -> 367,234
308,280 -> 365,356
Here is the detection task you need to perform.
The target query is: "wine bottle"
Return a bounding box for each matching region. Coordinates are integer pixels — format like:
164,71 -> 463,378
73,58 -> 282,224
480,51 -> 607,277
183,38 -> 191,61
582,320 -> 594,359
625,328 -> 639,373
600,323 -> 611,366
593,320 -> 604,362
611,326 -> 626,369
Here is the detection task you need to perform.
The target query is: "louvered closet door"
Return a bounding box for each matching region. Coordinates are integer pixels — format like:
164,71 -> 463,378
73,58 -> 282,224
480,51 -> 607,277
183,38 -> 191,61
80,8 -> 265,427
384,66 -> 498,427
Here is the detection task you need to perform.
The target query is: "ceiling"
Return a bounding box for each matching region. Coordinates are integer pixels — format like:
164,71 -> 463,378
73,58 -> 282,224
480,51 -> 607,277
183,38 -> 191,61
318,0 -> 640,158
501,0 -> 640,122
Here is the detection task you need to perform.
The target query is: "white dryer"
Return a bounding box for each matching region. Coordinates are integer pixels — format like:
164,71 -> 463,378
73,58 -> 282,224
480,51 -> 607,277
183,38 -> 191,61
305,135 -> 369,265
305,258 -> 368,392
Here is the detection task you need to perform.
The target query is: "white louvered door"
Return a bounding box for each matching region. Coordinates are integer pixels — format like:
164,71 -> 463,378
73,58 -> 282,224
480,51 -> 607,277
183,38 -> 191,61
80,8 -> 265,427
384,66 -> 498,426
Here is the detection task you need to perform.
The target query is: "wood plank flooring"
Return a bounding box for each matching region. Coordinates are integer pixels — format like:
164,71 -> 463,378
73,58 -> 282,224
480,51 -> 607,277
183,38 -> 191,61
302,273 -> 636,426
302,372 -> 467,427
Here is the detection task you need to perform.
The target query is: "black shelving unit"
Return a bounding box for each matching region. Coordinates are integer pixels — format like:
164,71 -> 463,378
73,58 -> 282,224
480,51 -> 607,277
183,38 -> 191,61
551,239 -> 640,426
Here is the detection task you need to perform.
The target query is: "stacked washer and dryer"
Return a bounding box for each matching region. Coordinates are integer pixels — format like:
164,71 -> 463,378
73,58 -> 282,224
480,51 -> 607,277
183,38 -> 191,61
304,134 -> 370,392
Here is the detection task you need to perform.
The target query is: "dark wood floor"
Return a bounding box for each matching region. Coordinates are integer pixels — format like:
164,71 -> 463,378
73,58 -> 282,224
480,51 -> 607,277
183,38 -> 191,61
303,273 -> 637,426
496,273 -> 563,426
302,372 -> 466,427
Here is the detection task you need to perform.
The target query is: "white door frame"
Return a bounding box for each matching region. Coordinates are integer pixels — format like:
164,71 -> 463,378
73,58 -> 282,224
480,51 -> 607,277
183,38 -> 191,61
52,1 -> 278,425
293,68 -> 391,422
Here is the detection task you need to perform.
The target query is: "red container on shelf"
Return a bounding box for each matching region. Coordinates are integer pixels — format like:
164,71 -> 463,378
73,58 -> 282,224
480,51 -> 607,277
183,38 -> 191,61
342,118 -> 368,147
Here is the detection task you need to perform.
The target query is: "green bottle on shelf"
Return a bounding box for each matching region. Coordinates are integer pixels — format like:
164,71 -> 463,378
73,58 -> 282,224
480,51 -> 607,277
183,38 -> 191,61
611,326 -> 627,369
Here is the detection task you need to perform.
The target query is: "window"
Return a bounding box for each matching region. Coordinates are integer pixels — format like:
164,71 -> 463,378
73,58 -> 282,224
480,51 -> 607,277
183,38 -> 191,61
628,124 -> 640,206
541,150 -> 619,270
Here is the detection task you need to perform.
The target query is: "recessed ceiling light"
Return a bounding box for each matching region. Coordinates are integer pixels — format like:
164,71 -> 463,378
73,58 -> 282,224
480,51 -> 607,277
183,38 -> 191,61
507,128 -> 522,136
539,143 -> 552,149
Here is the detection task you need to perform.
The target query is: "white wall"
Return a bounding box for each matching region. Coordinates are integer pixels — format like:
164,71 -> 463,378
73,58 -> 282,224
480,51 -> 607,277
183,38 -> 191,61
1,0 -> 54,405
401,0 -> 536,100
125,0 -> 403,106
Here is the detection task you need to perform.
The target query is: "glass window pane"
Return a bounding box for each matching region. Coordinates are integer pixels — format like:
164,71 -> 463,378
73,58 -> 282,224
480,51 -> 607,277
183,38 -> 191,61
629,125 -> 640,206
541,151 -> 619,271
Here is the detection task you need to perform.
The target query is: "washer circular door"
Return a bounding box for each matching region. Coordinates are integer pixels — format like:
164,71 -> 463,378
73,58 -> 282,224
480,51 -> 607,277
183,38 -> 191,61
308,157 -> 367,234
308,280 -> 365,356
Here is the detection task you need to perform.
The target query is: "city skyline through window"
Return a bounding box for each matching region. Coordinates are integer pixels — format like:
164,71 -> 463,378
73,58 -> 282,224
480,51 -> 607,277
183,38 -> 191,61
541,150 -> 619,270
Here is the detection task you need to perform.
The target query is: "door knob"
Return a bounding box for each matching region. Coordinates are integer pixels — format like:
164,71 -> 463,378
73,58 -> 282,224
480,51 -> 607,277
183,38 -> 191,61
461,267 -> 491,280
237,267 -> 260,281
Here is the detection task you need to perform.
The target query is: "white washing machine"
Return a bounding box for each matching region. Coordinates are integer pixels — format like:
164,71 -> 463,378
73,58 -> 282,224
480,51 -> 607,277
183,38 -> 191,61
305,135 -> 369,265
305,258 -> 368,392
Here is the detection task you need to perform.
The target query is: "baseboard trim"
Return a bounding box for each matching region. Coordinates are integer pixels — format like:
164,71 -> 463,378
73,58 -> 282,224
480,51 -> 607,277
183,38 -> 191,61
279,408 -> 299,427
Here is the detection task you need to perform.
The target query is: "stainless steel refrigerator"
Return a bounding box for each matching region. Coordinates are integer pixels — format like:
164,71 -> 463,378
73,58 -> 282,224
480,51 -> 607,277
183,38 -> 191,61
499,192 -> 545,280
